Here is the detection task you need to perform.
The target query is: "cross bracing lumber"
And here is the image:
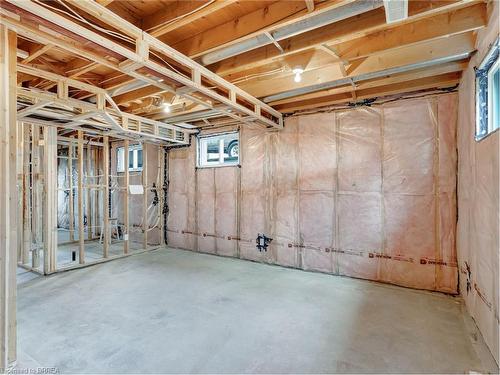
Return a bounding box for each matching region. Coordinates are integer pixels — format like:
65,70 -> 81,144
1,0 -> 284,129
17,89 -> 191,145
14,64 -> 194,145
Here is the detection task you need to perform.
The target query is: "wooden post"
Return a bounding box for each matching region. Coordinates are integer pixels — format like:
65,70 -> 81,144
0,25 -> 17,369
159,147 -> 165,245
68,140 -> 74,242
86,143 -> 92,240
43,126 -> 58,274
103,136 -> 110,258
93,147 -> 99,241
22,124 -> 31,264
17,123 -> 23,264
124,140 -> 129,254
31,125 -> 41,269
142,143 -> 148,249
77,131 -> 85,264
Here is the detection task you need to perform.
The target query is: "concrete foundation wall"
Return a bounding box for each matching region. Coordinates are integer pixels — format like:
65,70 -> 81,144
168,94 -> 459,294
457,1 -> 499,364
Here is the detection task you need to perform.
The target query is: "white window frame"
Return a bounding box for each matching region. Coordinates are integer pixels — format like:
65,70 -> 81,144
197,131 -> 239,168
475,37 -> 499,141
487,58 -> 499,133
117,144 -> 143,173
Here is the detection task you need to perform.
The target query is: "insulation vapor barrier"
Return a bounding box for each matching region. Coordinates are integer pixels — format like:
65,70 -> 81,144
168,94 -> 458,293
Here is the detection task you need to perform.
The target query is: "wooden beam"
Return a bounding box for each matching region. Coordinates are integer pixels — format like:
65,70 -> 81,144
16,123 -> 23,265
93,146 -> 99,247
2,1 -> 283,128
123,139 -> 129,254
275,71 -> 461,112
269,60 -> 468,106
103,135 -> 110,258
15,65 -> 192,144
66,0 -> 141,39
0,25 -> 17,369
31,125 -> 41,270
238,32 -> 474,98
68,140 -> 74,242
172,1 -> 308,57
86,143 -> 92,240
22,124 -> 31,265
112,86 -> 167,106
42,126 -> 57,274
95,0 -> 114,7
211,0 -> 483,76
158,147 -> 165,246
144,1 -> 236,38
333,2 -> 486,61
191,0 -> 358,59
77,130 -> 85,264
21,43 -> 53,64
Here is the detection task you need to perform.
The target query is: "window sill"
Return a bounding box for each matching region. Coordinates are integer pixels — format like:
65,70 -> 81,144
475,126 -> 499,142
196,163 -> 240,169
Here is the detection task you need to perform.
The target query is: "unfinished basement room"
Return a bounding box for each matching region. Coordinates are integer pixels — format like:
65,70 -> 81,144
0,0 -> 499,373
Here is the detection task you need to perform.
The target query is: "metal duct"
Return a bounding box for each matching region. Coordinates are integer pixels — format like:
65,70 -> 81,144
262,52 -> 472,103
200,0 -> 384,66
383,0 -> 408,23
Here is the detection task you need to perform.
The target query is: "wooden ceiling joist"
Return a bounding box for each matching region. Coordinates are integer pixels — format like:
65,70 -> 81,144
2,0 -> 283,129
0,0 -> 488,123
237,31 -> 475,101
16,64 -> 193,145
276,71 -> 462,113
144,0 -> 238,38
173,0 -> 309,57
268,61 -> 468,107
210,0 -> 483,77
199,0 -> 382,66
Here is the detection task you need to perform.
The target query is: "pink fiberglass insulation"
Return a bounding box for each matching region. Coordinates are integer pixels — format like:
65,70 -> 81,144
457,3 -> 499,359
167,93 -> 459,294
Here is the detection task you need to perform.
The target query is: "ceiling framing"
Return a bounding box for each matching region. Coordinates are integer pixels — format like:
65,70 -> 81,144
0,0 -> 490,140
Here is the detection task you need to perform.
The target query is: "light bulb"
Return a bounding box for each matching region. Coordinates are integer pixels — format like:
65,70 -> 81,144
292,66 -> 304,83
163,103 -> 171,113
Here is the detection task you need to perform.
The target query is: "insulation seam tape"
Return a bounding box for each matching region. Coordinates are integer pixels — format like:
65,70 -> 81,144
167,228 -> 458,268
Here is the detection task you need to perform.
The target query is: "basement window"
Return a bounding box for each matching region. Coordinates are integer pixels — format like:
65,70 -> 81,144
197,132 -> 239,168
475,37 -> 499,141
117,144 -> 143,172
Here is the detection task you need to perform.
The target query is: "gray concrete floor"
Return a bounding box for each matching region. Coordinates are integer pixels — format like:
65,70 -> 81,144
17,247 -> 498,374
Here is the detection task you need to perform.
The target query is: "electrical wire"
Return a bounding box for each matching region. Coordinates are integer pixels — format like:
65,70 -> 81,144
229,67 -> 287,85
39,0 -> 136,44
38,1 -> 193,81
144,0 -> 216,33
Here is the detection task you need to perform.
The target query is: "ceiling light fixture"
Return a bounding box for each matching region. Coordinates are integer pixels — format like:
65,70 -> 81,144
293,66 -> 304,83
163,102 -> 171,113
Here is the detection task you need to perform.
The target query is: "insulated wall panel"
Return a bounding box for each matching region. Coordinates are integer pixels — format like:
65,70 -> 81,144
337,109 -> 382,193
274,117 -> 299,267
337,108 -> 382,280
168,94 -> 459,294
196,168 -> 216,254
337,193 -> 381,280
214,167 -> 238,257
456,2 -> 499,363
383,100 -> 435,195
239,125 -> 271,263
